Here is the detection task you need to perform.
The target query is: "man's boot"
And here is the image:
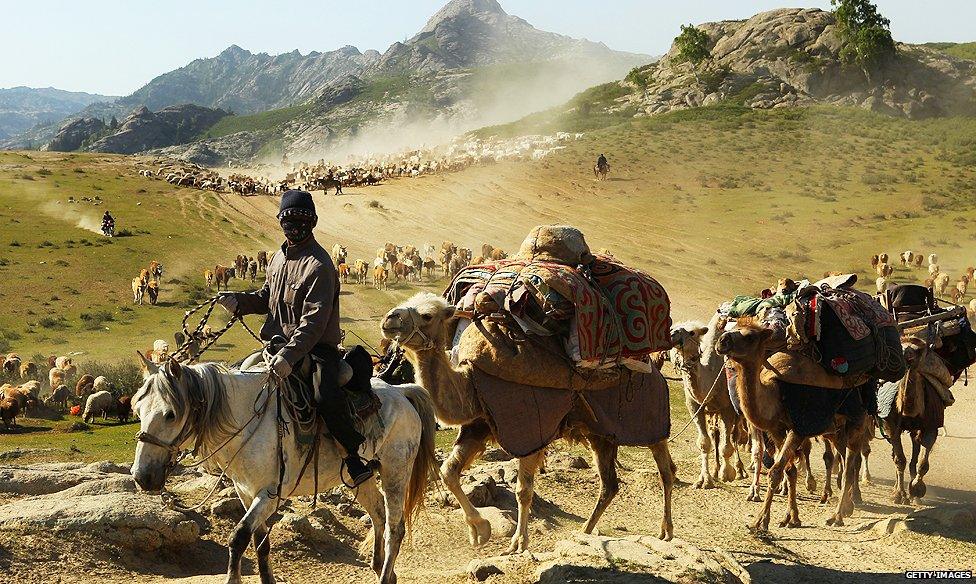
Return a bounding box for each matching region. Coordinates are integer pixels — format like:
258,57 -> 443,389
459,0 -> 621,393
343,454 -> 374,487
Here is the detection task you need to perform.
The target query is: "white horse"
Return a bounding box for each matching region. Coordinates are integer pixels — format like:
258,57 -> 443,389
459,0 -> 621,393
130,354 -> 438,584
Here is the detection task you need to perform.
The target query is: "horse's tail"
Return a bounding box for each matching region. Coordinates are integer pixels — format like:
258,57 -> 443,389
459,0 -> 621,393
401,384 -> 439,533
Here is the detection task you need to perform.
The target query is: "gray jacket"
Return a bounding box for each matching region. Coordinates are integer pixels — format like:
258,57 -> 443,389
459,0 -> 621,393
235,237 -> 341,365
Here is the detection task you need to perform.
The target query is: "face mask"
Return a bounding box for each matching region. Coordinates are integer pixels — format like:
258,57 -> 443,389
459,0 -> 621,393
280,218 -> 313,245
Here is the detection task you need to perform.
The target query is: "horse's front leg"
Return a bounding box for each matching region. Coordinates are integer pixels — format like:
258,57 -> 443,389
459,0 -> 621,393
252,525 -> 274,584
505,450 -> 545,554
227,490 -> 276,584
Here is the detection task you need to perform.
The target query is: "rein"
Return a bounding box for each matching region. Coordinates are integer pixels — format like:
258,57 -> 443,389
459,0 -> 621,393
171,296 -> 264,364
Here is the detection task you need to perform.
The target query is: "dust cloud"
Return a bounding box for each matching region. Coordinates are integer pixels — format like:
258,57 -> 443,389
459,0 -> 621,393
38,200 -> 104,235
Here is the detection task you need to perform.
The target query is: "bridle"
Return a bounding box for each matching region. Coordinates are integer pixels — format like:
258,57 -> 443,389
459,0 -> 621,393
135,417 -> 193,472
391,312 -> 437,351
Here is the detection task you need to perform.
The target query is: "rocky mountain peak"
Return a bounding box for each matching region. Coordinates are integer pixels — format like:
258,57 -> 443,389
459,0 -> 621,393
420,0 -> 508,34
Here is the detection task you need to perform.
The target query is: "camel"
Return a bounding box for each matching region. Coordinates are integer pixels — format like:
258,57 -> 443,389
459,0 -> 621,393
715,319 -> 870,530
382,293 -> 674,553
670,318 -> 746,489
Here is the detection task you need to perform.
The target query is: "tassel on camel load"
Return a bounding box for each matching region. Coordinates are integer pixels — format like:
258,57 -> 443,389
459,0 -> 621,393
443,225 -> 672,390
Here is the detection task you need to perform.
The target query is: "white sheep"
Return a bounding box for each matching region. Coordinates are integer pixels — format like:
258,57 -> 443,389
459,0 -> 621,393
928,253 -> 938,265
93,375 -> 111,393
935,272 -> 951,297
928,263 -> 941,277
876,276 -> 889,294
83,390 -> 115,423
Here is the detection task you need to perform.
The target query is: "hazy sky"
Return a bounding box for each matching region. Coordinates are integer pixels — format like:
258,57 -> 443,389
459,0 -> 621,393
3,0 -> 974,96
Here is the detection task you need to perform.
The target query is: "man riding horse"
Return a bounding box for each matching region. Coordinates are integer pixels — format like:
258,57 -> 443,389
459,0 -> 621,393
597,153 -> 609,172
216,189 -> 374,487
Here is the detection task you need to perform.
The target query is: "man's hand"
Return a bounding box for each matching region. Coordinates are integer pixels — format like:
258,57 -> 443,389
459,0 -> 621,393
269,354 -> 292,379
216,293 -> 238,316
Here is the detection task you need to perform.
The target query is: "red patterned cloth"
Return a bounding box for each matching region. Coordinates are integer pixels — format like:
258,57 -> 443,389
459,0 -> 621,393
445,255 -> 672,366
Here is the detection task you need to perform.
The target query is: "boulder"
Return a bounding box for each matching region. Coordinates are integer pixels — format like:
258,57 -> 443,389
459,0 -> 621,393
278,512 -> 337,544
463,475 -> 498,507
0,467 -> 113,495
211,497 -> 245,521
0,492 -> 199,550
45,475 -> 137,498
455,506 -> 516,538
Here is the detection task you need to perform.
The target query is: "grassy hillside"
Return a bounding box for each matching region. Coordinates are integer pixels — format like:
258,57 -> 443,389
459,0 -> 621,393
922,42 -> 976,61
200,103 -> 309,139
3,104 -> 976,372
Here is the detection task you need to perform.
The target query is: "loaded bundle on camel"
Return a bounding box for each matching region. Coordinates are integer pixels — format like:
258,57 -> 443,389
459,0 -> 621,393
382,225 -> 676,553
875,284 -> 976,505
715,273 -> 906,531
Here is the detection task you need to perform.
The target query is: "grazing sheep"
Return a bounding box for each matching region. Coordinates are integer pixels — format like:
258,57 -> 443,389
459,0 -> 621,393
92,375 -> 112,394
46,355 -> 57,369
83,390 -> 115,423
50,368 -> 66,391
19,381 -> 40,400
928,254 -> 938,265
19,361 -> 37,380
879,253 -> 889,264
950,288 -> 963,303
929,263 -> 941,277
870,255 -> 880,270
900,251 -> 914,267
55,357 -> 77,381
151,340 -> 169,363
3,387 -> 29,409
935,273 -> 951,297
967,267 -> 975,281
46,384 -> 71,411
113,395 -> 132,423
957,279 -> 969,298
1,397 -> 19,429
75,373 -> 95,398
876,276 -> 889,294
877,263 -> 894,278
3,354 -> 21,376
914,255 -> 924,268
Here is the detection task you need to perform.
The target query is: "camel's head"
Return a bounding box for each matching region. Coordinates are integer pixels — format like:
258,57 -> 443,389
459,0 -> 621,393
382,292 -> 456,350
669,322 -> 709,365
715,319 -> 774,362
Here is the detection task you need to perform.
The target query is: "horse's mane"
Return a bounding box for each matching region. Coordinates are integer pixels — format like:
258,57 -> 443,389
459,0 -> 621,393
135,362 -> 237,453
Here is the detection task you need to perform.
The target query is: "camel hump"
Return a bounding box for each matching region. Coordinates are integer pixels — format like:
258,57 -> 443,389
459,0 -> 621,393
515,224 -> 593,266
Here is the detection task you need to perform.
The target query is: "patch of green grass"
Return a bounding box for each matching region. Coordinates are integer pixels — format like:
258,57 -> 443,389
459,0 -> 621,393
201,103 -> 309,139
921,41 -> 976,61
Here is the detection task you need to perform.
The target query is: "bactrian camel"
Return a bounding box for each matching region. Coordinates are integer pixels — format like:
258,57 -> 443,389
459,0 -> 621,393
716,319 -> 871,531
382,293 -> 675,553
670,318 -> 747,488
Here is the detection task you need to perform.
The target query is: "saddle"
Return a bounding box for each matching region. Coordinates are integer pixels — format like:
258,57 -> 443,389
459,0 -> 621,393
266,340 -> 381,429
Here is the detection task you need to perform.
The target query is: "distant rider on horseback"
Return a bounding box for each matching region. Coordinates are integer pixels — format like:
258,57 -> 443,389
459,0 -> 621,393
597,153 -> 609,172
216,189 -> 374,487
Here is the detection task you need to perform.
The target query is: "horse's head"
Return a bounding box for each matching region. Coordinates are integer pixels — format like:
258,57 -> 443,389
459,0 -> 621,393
130,352 -> 192,492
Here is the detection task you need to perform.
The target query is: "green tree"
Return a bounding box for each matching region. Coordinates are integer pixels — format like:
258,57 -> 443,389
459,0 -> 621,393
673,25 -> 711,80
831,0 -> 895,69
109,116 -> 119,130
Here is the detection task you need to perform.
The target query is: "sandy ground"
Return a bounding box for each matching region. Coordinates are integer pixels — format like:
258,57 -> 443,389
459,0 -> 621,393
1,374 -> 973,584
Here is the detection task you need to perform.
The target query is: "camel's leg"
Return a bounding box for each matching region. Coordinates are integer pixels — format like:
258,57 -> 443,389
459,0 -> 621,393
582,435 -> 619,536
442,422 -> 492,546
505,450 -> 545,554
378,466 -> 407,584
734,418 -> 748,479
755,431 -> 800,532
651,440 -> 675,541
718,409 -> 738,483
711,419 -> 721,481
909,428 -> 937,502
748,426 -> 764,502
861,419 -> 874,485
226,490 -> 276,584
779,460 -> 801,528
690,400 -> 715,489
800,438 -> 817,494
889,424 -> 909,504
828,429 -> 860,526
355,479 -> 387,577
820,439 -> 835,504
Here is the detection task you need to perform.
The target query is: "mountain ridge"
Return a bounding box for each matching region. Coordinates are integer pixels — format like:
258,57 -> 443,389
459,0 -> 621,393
0,86 -> 116,141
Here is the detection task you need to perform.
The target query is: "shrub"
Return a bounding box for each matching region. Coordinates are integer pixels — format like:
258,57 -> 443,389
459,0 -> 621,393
78,360 -> 144,396
115,228 -> 134,237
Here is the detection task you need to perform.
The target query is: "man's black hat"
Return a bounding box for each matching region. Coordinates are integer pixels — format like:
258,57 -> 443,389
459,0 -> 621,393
278,189 -> 316,220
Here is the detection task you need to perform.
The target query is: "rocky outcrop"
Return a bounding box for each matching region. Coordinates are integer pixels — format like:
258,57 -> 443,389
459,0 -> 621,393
85,104 -> 229,154
467,533 -> 750,583
620,8 -> 976,120
42,117 -> 107,152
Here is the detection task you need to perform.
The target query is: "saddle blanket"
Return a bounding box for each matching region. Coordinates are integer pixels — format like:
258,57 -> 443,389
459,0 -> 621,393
472,365 -> 671,457
778,381 -> 866,437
